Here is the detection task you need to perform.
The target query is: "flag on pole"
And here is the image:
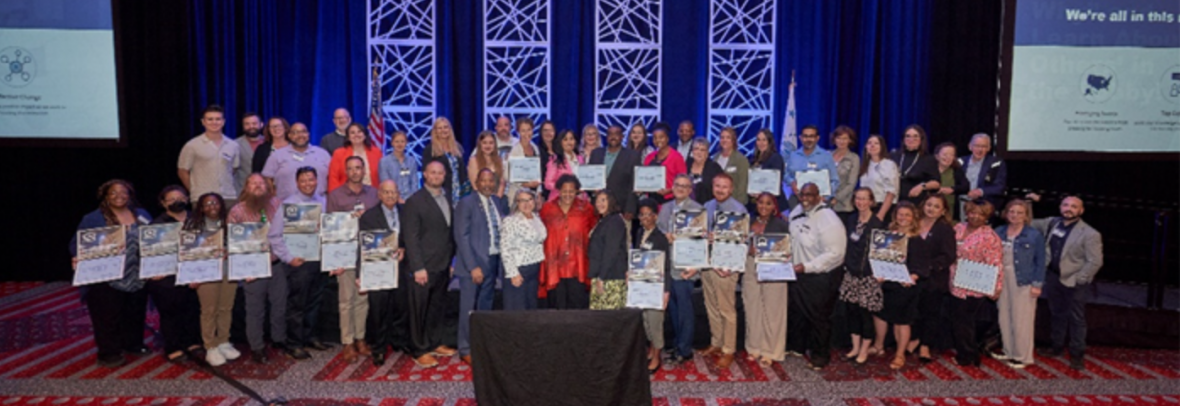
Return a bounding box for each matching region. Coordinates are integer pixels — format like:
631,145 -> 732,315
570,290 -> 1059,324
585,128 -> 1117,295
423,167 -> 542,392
780,70 -> 797,157
367,66 -> 386,152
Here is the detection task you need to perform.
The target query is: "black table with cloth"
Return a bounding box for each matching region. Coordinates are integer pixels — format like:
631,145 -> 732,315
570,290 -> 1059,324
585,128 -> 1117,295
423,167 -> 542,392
470,309 -> 652,406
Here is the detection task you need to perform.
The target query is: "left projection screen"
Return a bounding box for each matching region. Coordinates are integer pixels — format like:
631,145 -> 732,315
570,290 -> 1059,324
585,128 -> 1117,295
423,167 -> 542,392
0,0 -> 121,142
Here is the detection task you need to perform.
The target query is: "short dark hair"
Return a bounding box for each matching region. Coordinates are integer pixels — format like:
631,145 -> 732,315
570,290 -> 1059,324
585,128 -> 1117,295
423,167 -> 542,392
637,197 -> 660,216
201,104 -> 224,118
344,155 -> 365,167
241,111 -> 261,123
158,184 -> 188,203
830,125 -> 858,149
801,125 -> 819,135
296,166 -> 318,178
651,122 -> 672,136
554,173 -> 581,191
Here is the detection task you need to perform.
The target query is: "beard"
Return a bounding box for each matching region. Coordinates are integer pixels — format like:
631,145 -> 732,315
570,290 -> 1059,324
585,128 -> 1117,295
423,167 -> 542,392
241,190 -> 271,212
244,129 -> 262,138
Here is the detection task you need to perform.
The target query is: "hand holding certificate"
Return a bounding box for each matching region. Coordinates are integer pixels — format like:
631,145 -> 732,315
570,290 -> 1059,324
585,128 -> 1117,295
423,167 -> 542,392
359,230 -> 398,292
756,262 -> 796,281
508,157 -> 541,183
626,250 -> 665,310
710,241 -> 747,272
74,225 -> 127,286
139,223 -> 180,279
633,165 -> 666,192
321,212 -> 359,271
748,169 -> 782,196
952,259 -> 1000,296
176,229 -> 224,285
672,238 -> 709,269
795,169 -> 832,197
868,230 -> 911,283
576,164 -> 606,191
228,222 -> 271,280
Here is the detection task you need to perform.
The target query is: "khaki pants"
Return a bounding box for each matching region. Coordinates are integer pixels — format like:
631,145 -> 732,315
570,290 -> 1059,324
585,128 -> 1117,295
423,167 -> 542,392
196,280 -> 236,349
702,269 -> 739,354
999,254 -> 1037,364
337,269 -> 369,345
643,309 -> 665,349
742,258 -> 789,361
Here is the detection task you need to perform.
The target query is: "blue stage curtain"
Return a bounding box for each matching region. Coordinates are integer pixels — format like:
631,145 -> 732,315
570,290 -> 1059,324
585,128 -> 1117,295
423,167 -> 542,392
188,0 -> 367,143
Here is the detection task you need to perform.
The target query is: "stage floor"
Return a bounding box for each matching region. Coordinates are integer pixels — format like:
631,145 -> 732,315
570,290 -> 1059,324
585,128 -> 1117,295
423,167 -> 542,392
1,282 -> 1177,406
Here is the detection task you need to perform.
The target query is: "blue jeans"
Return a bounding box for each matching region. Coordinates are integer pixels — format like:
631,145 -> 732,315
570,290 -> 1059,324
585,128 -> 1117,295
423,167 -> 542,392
667,279 -> 696,358
503,262 -> 540,311
458,256 -> 500,356
1045,272 -> 1091,357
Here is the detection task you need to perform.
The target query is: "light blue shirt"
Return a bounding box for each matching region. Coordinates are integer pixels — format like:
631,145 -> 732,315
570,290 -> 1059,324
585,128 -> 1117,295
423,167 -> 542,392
378,153 -> 421,198
703,197 -> 748,226
381,204 -> 400,233
267,192 -> 327,264
784,147 -> 839,199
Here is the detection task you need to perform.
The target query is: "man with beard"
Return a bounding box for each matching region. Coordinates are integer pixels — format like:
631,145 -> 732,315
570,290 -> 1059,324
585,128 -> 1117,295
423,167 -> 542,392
589,124 -> 642,216
785,182 -> 846,370
262,122 -> 331,200
453,169 -> 507,364
784,125 -> 839,207
326,156 -> 380,363
235,112 -> 265,192
228,174 -> 310,363
1028,195 -> 1103,370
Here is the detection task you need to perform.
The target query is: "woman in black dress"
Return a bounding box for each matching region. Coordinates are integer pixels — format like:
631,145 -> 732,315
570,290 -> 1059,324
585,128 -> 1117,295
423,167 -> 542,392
872,201 -> 925,370
890,124 -> 940,206
838,188 -> 886,364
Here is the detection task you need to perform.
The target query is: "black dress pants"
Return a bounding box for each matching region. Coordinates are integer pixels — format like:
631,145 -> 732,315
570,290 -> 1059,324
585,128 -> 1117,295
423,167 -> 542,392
144,277 -> 201,353
406,269 -> 449,357
787,272 -> 837,366
85,284 -> 148,360
285,261 -> 321,347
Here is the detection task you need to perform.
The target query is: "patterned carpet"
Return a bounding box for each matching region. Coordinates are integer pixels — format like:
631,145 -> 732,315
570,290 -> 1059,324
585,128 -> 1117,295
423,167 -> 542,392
1,282 -> 1177,406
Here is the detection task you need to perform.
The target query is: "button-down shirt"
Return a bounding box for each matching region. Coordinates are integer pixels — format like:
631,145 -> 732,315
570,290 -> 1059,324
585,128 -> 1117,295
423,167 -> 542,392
479,194 -> 502,255
378,153 -> 421,199
262,145 -> 332,201
784,147 -> 839,199
267,192 -> 327,264
675,139 -> 694,160
658,198 -> 704,234
965,157 -> 983,190
703,197 -> 748,227
178,133 -> 241,199
787,203 -> 846,273
381,204 -> 400,233
326,183 -> 379,214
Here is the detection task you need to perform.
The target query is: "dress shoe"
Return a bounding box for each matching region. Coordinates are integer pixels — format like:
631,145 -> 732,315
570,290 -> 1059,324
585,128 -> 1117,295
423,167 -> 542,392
252,351 -> 269,364
413,353 -> 439,368
431,345 -> 457,357
461,355 -> 472,365
97,354 -> 127,368
124,346 -> 151,355
307,340 -> 332,351
697,346 -> 721,357
283,345 -> 311,360
372,352 -> 386,367
356,341 -> 373,356
1070,356 -> 1085,370
341,343 -> 359,363
716,353 -> 735,369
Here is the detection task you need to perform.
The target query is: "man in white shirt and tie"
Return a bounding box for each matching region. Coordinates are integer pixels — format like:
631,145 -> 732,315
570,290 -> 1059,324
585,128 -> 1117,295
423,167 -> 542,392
453,168 -> 508,364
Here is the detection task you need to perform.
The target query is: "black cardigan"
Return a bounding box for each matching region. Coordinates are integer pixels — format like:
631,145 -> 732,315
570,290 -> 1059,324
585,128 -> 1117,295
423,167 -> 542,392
633,225 -> 673,292
892,150 -> 940,205
685,157 -> 724,205
907,221 -> 957,286
589,214 -> 630,281
842,213 -> 886,277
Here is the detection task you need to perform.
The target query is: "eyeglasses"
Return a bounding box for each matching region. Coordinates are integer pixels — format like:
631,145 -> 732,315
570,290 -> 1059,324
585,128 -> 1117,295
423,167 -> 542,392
202,200 -> 220,207
673,183 -> 692,189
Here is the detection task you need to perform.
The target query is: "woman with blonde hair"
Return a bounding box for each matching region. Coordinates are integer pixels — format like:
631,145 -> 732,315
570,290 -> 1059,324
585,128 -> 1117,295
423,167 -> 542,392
424,117 -> 467,204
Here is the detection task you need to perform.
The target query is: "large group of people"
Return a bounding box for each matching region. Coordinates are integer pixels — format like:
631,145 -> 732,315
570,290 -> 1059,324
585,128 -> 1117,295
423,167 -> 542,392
70,105 -> 1104,375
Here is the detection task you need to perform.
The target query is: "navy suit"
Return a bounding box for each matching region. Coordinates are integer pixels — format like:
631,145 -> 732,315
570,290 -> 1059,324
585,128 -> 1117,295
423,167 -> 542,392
453,192 -> 508,356
956,154 -> 1007,210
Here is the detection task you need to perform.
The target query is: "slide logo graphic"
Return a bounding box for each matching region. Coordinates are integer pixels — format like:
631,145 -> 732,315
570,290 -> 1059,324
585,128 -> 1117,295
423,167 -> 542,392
1080,65 -> 1116,103
0,47 -> 35,88
1162,65 -> 1180,104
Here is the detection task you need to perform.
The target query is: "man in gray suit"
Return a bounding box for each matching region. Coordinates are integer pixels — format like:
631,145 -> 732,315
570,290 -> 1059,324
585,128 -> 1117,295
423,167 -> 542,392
1029,195 -> 1103,370
453,168 -> 508,364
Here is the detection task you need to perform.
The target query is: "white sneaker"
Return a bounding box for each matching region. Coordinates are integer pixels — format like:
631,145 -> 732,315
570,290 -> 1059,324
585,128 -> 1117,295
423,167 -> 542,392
217,343 -> 241,360
206,349 -> 226,366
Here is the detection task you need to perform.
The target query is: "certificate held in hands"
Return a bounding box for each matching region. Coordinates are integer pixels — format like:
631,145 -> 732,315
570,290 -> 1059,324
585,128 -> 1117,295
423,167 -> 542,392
508,157 -> 541,183
359,230 -> 399,292
74,225 -> 127,286
952,259 -> 1000,296
868,229 -> 911,283
321,212 -> 359,272
633,165 -> 666,192
283,203 -> 321,261
625,250 -> 665,310
139,223 -> 180,279
227,222 -> 271,280
795,169 -> 832,197
176,229 -> 224,285
576,164 -> 606,191
672,238 -> 709,269
710,241 -> 747,272
748,169 -> 782,196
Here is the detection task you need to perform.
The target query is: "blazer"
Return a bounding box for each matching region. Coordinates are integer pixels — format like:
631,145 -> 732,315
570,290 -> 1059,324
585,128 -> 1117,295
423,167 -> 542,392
453,193 -> 509,278
588,214 -> 630,281
685,157 -> 723,205
909,221 -> 958,288
402,188 -> 455,273
713,151 -> 750,204
1030,217 -> 1103,287
956,154 -> 1008,209
358,203 -> 407,268
589,147 -> 643,215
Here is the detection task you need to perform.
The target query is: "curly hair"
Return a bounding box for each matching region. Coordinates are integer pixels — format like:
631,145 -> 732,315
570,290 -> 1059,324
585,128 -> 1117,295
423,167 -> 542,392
97,179 -> 141,225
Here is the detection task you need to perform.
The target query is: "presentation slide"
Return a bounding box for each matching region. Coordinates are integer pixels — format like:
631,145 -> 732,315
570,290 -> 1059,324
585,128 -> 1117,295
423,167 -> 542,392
0,0 -> 120,140
1007,0 -> 1180,153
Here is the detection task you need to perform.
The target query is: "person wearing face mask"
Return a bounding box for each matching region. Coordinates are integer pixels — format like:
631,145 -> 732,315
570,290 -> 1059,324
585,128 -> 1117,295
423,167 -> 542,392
540,174 -> 598,309
589,124 -> 643,217
890,124 -> 940,206
932,142 -> 970,221
1025,194 -> 1103,370
328,123 -> 383,192
784,125 -> 839,208
145,185 -> 204,364
70,180 -> 153,368
948,200 -> 1004,367
785,182 -> 846,370
957,134 -> 1007,217
262,122 -> 331,200
234,112 -> 265,192
378,130 -> 421,204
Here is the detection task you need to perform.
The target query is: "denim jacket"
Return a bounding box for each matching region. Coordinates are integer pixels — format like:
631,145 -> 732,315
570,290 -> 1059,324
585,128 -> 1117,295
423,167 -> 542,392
995,224 -> 1046,288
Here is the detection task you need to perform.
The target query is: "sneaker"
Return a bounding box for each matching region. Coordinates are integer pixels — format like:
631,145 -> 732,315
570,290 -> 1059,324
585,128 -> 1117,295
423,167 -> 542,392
206,349 -> 226,366
989,350 -> 1010,361
785,350 -> 804,358
217,343 -> 241,361
1006,359 -> 1027,369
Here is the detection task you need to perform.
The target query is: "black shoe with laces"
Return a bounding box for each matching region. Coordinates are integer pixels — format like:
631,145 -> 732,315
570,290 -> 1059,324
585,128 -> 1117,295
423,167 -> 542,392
252,351 -> 269,364
307,340 -> 332,351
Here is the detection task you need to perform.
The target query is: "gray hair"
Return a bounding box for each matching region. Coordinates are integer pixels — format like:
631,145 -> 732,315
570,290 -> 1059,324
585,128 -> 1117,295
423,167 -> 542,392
512,189 -> 539,214
970,133 -> 992,146
691,136 -> 710,153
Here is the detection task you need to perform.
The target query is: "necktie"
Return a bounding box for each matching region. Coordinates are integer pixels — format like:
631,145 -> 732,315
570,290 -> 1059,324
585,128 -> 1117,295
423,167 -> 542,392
486,198 -> 500,250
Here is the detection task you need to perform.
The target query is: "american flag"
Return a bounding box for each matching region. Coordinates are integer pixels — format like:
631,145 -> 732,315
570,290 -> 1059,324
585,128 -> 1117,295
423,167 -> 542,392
367,67 -> 386,151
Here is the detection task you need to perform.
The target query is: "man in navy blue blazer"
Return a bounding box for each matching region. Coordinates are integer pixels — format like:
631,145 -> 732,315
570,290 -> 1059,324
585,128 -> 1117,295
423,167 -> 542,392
453,168 -> 509,364
957,133 -> 1008,215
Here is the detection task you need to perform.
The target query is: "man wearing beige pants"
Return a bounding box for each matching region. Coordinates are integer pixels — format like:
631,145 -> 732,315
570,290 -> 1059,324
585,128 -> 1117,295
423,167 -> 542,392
697,173 -> 745,369
326,156 -> 380,363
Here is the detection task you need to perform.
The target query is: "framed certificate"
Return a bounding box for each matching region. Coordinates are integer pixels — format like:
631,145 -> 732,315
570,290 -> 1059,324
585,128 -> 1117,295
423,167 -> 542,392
753,233 -> 791,263
713,211 -> 749,242
576,164 -> 606,191
228,222 -> 271,280
139,223 -> 180,279
177,259 -> 222,285
626,249 -> 666,310
75,256 -> 125,286
952,259 -> 1000,296
748,169 -> 782,196
710,241 -> 747,272
633,165 -> 666,192
795,169 -> 832,197
321,212 -> 358,244
74,226 -> 127,286
282,203 -> 321,234
625,282 -> 664,310
229,253 -> 271,280
508,157 -> 541,183
756,262 -> 796,281
672,209 -> 707,239
672,238 -> 709,269
360,260 -> 398,292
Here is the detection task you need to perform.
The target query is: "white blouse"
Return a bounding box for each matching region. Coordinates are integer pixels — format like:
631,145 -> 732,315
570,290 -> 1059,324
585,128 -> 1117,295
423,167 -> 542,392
500,212 -> 547,279
859,159 -> 900,204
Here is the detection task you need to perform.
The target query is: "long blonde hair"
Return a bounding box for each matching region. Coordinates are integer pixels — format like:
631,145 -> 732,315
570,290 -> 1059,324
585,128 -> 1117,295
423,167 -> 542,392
429,117 -> 463,157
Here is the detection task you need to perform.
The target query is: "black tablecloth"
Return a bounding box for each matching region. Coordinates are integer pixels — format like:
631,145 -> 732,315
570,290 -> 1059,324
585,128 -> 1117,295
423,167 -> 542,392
470,309 -> 651,406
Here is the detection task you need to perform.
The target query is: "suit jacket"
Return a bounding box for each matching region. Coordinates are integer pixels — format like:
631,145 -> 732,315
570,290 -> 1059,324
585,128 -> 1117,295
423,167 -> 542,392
588,214 -> 630,281
956,154 -> 1008,208
1030,217 -> 1103,287
453,193 -> 508,278
358,203 -> 407,269
402,188 -> 455,273
589,147 -> 643,214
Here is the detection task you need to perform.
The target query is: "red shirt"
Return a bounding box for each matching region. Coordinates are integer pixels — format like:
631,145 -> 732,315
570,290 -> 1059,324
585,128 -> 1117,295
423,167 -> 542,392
644,148 -> 687,200
538,198 -> 598,297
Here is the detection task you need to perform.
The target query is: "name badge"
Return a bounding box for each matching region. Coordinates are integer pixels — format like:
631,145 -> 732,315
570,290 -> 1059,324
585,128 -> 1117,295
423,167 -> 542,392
222,152 -> 233,161
399,168 -> 411,176
354,203 -> 366,213
807,162 -> 817,169
850,231 -> 861,242
292,154 -> 305,162
1052,228 -> 1066,238
641,242 -> 653,250
726,167 -> 736,173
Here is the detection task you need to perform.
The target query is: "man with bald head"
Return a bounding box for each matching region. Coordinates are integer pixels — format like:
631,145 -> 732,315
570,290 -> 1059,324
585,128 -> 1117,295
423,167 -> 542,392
358,180 -> 408,366
320,108 -> 352,153
1028,194 -> 1103,370
400,161 -> 457,367
786,182 -> 846,370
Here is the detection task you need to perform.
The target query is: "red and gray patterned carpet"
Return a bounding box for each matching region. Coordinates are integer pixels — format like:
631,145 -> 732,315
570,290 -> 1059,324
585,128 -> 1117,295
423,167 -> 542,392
1,282 -> 1176,406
